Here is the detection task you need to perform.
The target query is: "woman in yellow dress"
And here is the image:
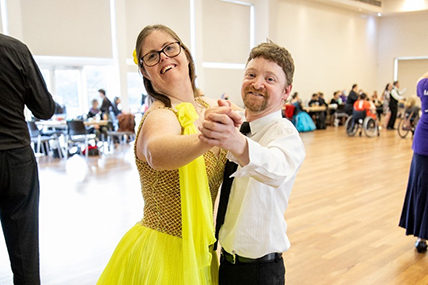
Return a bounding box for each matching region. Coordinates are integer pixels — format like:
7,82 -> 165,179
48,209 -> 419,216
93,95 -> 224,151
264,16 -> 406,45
97,25 -> 240,285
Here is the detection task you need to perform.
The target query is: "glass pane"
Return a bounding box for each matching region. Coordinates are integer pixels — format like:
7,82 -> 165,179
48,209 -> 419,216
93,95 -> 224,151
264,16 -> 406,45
40,69 -> 51,92
85,66 -> 111,110
127,72 -> 147,113
55,69 -> 80,119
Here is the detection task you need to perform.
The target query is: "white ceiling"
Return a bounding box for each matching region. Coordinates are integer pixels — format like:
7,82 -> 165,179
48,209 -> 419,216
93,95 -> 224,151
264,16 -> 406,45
310,0 -> 428,16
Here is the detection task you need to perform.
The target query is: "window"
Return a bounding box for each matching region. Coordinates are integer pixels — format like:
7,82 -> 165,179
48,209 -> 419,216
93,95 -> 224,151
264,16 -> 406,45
55,69 -> 81,118
40,69 -> 51,92
39,63 -> 117,119
85,65 -> 113,112
127,72 -> 147,113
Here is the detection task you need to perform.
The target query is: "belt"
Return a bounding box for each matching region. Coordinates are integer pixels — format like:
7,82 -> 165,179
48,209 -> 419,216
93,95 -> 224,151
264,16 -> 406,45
221,249 -> 282,264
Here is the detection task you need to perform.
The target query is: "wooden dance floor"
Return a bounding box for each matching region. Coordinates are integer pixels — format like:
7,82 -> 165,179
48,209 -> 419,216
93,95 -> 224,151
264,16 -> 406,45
0,126 -> 426,284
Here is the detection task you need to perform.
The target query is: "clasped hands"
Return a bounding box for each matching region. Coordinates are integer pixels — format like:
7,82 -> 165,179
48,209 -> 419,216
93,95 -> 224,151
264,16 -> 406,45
199,100 -> 249,163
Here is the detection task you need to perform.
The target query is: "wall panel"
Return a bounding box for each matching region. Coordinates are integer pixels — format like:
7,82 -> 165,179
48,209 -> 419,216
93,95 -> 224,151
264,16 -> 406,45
397,59 -> 428,98
125,0 -> 191,59
276,0 -> 379,102
20,0 -> 112,57
378,11 -> 428,93
203,68 -> 244,107
202,0 -> 250,64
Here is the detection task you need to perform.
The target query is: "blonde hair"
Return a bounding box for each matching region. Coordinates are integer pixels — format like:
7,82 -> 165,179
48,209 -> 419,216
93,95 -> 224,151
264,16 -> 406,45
405,96 -> 416,109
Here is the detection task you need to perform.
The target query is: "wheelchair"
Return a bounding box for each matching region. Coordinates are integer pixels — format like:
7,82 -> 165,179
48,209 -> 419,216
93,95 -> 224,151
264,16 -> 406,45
345,110 -> 379,137
397,112 -> 420,138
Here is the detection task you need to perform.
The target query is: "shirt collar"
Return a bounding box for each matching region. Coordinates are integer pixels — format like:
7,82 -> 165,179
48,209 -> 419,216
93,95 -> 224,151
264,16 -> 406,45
247,110 -> 282,136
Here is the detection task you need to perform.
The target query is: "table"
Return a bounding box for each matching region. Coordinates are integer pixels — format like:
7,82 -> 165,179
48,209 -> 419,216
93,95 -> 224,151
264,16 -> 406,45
35,120 -> 110,159
304,105 -> 327,112
36,120 -> 109,128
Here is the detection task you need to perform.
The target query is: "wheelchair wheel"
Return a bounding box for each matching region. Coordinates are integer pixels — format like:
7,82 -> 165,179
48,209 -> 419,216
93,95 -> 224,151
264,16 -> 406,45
397,118 -> 409,138
363,117 -> 378,137
345,115 -> 358,136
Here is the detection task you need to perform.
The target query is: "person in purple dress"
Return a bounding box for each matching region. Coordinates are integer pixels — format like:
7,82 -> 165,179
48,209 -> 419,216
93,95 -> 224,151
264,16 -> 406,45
399,72 -> 428,253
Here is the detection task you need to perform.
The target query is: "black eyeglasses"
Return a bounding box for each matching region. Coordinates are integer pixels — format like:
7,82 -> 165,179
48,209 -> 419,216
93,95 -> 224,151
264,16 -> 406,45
140,42 -> 182,67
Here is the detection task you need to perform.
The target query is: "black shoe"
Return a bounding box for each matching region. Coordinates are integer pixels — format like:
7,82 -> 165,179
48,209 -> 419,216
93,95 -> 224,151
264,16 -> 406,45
415,240 -> 427,253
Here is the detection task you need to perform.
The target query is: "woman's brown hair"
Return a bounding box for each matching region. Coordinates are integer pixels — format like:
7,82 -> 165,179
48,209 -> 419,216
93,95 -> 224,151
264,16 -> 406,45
135,25 -> 197,108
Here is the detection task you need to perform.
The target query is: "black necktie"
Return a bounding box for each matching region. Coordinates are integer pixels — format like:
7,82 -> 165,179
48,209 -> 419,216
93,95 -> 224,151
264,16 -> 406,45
214,121 -> 250,250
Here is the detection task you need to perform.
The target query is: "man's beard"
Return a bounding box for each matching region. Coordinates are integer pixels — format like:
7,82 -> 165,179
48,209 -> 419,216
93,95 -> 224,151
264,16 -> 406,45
243,86 -> 269,112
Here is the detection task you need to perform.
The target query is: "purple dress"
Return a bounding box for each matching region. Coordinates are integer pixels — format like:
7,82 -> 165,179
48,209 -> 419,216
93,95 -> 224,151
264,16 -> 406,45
399,78 -> 428,239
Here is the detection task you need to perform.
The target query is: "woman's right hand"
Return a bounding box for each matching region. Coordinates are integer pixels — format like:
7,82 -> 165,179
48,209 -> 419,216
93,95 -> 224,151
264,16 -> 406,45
204,100 -> 243,127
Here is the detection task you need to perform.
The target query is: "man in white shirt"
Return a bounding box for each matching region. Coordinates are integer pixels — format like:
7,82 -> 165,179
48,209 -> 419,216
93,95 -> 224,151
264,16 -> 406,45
387,80 -> 406,130
199,42 -> 306,284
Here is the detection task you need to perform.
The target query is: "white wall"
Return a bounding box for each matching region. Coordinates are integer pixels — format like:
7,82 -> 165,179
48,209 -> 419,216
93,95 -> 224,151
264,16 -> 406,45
0,2 -> 3,33
383,0 -> 428,14
2,0 -> 23,39
125,0 -> 191,57
1,0 -> 427,107
202,0 -> 250,64
200,0 -> 251,105
397,59 -> 428,97
276,0 -> 379,102
377,11 -> 428,95
198,0 -> 277,107
20,0 -> 112,58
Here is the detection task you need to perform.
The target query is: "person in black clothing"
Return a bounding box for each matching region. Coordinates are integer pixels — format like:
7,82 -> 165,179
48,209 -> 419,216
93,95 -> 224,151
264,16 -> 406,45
54,101 -> 66,115
316,92 -> 327,129
308,93 -> 319,107
318,92 -> 327,107
98,88 -> 113,119
387,80 -> 406,130
0,34 -> 55,285
307,93 -> 319,119
111,96 -> 122,117
318,92 -> 328,118
344,84 -> 359,115
329,91 -> 341,125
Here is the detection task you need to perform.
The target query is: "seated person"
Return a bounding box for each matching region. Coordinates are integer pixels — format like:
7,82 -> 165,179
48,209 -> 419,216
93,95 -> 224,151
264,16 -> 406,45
318,92 -> 328,120
329,91 -> 340,112
307,93 -> 319,118
329,91 -> 341,125
318,92 -> 328,107
353,93 -> 376,120
88,99 -> 100,119
404,96 -> 420,124
308,93 -> 319,107
87,99 -> 109,140
54,101 -> 67,116
111,96 -> 122,117
339,90 -> 347,105
371,92 -> 383,120
309,93 -> 326,129
291,93 -> 316,132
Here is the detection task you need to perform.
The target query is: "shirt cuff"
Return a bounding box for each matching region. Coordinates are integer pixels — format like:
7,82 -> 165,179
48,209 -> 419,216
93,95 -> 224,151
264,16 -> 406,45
228,137 -> 263,178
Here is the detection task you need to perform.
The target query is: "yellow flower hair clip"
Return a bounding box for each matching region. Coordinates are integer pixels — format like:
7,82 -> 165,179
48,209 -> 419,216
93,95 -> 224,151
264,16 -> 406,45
133,49 -> 139,66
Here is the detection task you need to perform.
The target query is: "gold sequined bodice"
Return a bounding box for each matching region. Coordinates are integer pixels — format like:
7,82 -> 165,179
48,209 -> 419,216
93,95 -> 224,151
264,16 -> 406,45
134,104 -> 226,238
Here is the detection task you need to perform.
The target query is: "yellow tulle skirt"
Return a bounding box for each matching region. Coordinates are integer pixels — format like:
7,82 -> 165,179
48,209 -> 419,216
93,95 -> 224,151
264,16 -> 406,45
97,224 -> 218,285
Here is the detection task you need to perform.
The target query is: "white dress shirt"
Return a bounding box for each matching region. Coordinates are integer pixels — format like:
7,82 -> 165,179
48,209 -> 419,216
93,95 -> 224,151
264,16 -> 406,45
390,86 -> 406,101
219,110 -> 306,258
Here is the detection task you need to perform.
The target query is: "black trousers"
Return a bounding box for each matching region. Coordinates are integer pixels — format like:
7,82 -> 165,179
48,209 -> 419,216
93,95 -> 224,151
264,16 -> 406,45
219,254 -> 285,285
387,102 -> 398,129
0,146 -> 41,285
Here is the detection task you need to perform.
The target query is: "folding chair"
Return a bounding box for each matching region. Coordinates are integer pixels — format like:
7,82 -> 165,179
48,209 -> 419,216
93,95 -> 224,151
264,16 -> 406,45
65,120 -> 96,159
27,121 -> 62,157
